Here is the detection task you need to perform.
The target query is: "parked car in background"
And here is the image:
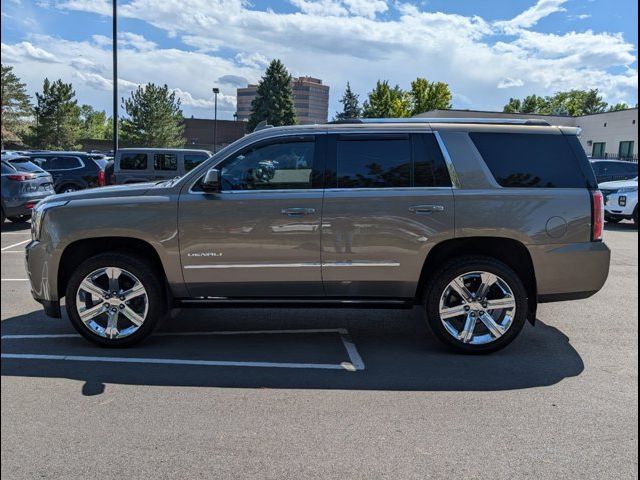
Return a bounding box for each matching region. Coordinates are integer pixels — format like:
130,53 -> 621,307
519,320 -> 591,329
1,157 -> 54,223
590,160 -> 638,184
26,119 -> 610,354
113,148 -> 212,184
599,177 -> 638,227
24,151 -> 108,193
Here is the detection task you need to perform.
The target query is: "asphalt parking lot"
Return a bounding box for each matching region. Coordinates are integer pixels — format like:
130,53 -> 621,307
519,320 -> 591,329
1,220 -> 638,479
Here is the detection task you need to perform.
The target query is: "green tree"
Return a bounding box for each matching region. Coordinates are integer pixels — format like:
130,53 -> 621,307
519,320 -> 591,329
80,104 -> 109,139
335,82 -> 361,120
503,89 -> 610,116
609,102 -> 630,112
120,83 -> 185,147
409,78 -> 453,115
363,81 -> 410,118
1,64 -> 33,147
247,59 -> 296,131
502,98 -> 522,113
31,78 -> 81,149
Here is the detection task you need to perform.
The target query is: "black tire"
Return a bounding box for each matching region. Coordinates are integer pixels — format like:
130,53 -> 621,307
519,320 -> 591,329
605,215 -> 622,224
424,256 -> 528,354
56,184 -> 79,194
633,207 -> 638,228
1,208 -> 5,224
8,215 -> 30,223
65,252 -> 166,347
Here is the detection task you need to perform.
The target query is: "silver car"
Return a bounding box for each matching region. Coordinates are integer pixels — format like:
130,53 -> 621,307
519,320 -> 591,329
25,119 -> 610,353
1,157 -> 55,223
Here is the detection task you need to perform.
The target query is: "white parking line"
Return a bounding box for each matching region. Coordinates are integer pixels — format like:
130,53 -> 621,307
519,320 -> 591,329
1,251 -> 24,253
1,279 -> 29,282
0,328 -> 366,371
1,239 -> 29,251
0,232 -> 31,235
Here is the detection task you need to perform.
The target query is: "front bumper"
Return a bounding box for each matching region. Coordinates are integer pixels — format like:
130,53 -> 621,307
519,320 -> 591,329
529,241 -> 611,303
604,193 -> 636,218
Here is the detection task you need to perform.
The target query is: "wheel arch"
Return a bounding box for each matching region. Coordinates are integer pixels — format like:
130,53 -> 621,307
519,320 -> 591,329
57,237 -> 169,302
417,237 -> 538,323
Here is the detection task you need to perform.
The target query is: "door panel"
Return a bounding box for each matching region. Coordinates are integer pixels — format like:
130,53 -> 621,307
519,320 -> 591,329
178,135 -> 324,298
321,132 -> 455,298
321,189 -> 454,297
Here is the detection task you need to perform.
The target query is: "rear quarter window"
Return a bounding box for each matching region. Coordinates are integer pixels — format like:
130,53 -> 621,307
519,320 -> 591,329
469,132 -> 587,188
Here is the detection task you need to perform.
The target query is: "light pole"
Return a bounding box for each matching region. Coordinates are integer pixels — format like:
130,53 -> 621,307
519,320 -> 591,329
212,87 -> 219,153
112,0 -> 118,154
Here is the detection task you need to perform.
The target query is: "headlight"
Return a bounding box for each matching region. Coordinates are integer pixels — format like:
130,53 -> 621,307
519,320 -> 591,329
618,186 -> 638,194
31,200 -> 69,241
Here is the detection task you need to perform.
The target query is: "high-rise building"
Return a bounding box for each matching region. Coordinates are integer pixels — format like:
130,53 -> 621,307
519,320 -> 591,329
236,76 -> 329,125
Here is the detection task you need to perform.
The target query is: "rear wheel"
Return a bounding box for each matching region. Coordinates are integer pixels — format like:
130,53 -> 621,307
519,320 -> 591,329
65,252 -> 166,347
633,207 -> 638,228
57,184 -> 78,194
424,256 -> 528,354
8,215 -> 30,223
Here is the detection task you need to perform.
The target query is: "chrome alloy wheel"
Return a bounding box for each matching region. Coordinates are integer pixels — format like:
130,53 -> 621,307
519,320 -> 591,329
75,267 -> 149,339
438,271 -> 516,345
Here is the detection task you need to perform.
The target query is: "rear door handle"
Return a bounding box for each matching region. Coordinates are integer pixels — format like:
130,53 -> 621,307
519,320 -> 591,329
409,204 -> 445,214
281,207 -> 316,216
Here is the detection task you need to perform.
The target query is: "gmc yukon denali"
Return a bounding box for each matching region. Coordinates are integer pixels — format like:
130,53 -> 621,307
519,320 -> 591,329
25,119 -> 611,353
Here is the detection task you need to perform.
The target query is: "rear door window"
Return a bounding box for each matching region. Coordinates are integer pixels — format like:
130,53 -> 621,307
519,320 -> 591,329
469,132 -> 587,188
1,162 -> 15,173
154,153 -> 178,171
120,153 -> 148,170
330,133 -> 451,188
48,156 -> 82,170
9,159 -> 43,173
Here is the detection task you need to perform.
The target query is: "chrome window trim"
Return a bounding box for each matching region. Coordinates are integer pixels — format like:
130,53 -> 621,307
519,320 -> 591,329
324,187 -> 453,193
433,131 -> 461,189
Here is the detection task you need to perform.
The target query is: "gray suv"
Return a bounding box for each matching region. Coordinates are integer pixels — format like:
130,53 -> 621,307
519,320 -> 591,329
25,119 -> 610,353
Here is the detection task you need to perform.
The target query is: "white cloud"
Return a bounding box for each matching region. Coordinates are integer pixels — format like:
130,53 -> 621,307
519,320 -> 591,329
497,78 -> 525,89
1,41 -> 59,63
495,0 -> 568,32
2,0 -> 637,119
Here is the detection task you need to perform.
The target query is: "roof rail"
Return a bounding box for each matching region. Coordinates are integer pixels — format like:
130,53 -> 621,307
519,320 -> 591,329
327,118 -> 551,126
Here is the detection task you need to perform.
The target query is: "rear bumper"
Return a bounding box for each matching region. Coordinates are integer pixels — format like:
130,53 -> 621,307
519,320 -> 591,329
3,191 -> 53,217
530,241 -> 611,303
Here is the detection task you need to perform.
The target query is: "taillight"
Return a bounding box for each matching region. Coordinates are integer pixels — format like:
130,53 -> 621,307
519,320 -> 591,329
591,189 -> 604,241
24,202 -> 36,210
98,170 -> 106,187
7,174 -> 37,181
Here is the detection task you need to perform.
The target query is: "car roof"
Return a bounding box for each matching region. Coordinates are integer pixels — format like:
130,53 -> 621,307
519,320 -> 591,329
117,148 -> 212,153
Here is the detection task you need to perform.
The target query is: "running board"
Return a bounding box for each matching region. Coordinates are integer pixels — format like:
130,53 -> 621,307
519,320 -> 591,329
175,298 -> 415,309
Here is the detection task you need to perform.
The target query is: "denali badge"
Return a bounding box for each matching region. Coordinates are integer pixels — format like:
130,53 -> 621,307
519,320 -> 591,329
187,252 -> 223,257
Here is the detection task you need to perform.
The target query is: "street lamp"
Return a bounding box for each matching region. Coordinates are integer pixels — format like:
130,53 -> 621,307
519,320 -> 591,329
112,0 -> 118,154
212,87 -> 219,153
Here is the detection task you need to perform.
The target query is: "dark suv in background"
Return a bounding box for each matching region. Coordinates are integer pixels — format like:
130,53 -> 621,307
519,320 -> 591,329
25,151 -> 108,193
1,157 -> 54,223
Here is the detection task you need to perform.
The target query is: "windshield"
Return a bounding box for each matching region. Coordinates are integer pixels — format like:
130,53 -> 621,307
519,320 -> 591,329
9,158 -> 45,173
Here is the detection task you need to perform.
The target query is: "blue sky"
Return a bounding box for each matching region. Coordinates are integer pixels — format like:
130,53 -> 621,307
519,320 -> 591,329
1,0 -> 638,120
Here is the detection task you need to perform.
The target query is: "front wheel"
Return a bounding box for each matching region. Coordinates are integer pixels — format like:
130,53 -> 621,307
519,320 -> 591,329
65,253 -> 166,347
605,215 -> 622,224
424,256 -> 528,354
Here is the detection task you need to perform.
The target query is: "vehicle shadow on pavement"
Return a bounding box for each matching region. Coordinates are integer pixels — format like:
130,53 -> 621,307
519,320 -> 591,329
604,222 -> 637,232
0,222 -> 31,233
1,307 -> 584,394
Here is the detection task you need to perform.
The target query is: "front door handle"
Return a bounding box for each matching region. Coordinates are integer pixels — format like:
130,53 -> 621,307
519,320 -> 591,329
409,204 -> 445,214
281,207 -> 316,216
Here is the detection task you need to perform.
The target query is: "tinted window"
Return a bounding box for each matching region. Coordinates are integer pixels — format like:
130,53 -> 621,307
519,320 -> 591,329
1,162 -> 15,174
9,158 -> 44,173
49,156 -> 82,170
219,139 -> 315,191
120,153 -> 147,170
470,133 -> 586,188
154,153 -> 178,171
92,158 -> 109,169
607,162 -> 638,175
336,136 -> 411,188
184,154 -> 209,172
414,134 -> 452,187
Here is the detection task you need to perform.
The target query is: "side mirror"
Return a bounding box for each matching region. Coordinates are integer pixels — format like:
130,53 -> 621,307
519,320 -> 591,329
201,168 -> 221,192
